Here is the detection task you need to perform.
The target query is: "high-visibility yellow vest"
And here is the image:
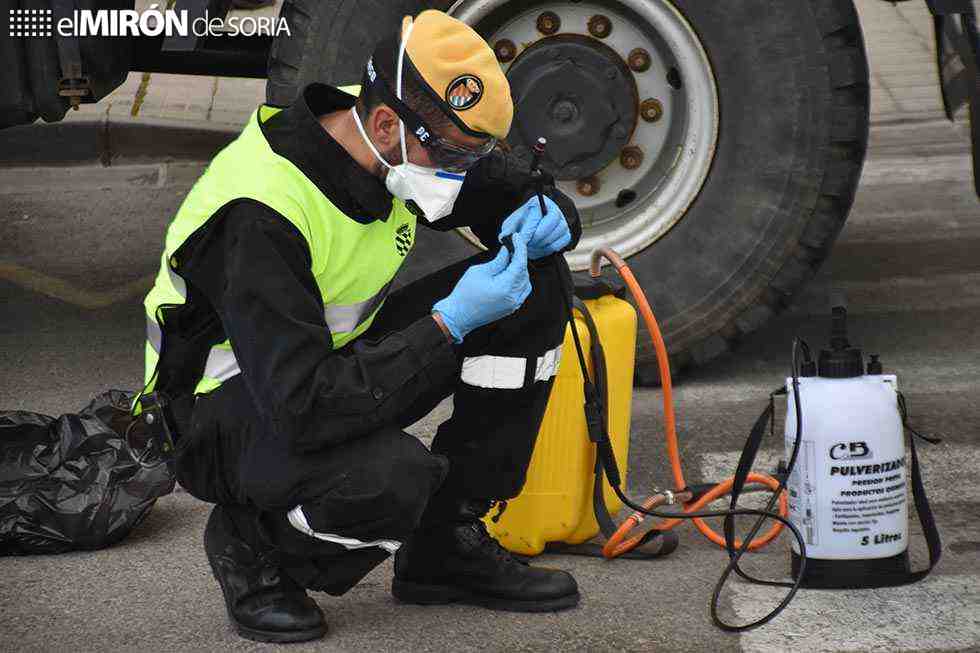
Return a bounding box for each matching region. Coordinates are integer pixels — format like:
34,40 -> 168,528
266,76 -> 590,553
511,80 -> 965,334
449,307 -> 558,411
142,95 -> 416,396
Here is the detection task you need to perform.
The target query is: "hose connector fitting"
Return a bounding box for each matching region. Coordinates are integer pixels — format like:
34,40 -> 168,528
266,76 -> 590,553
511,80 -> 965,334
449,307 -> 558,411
590,247 -> 629,278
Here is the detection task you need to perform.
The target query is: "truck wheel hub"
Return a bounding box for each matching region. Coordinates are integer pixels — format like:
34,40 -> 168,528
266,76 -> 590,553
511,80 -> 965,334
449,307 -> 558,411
450,0 -> 719,271
508,35 -> 638,181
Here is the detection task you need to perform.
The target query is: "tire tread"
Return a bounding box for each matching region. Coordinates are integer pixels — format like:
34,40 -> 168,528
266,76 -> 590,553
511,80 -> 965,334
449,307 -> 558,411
265,0 -> 429,107
659,0 -> 869,378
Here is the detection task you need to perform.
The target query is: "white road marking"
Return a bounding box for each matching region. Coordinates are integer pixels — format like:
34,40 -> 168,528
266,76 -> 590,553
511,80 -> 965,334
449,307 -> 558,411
794,273 -> 980,315
667,379 -> 980,408
0,162 -> 208,195
698,446 -> 980,650
697,443 -> 980,504
861,153 -> 974,185
731,574 -> 980,652
0,164 -> 167,193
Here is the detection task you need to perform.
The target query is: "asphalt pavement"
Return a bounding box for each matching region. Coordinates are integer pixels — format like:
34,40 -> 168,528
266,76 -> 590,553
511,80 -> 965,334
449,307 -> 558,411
2,2 -> 980,651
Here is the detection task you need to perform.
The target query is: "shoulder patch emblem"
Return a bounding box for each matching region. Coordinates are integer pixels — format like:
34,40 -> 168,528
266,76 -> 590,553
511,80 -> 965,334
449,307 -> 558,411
446,75 -> 483,111
395,223 -> 413,257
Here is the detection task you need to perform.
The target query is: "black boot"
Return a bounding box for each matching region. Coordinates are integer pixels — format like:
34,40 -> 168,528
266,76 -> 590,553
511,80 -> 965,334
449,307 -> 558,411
204,505 -> 328,643
392,499 -> 580,612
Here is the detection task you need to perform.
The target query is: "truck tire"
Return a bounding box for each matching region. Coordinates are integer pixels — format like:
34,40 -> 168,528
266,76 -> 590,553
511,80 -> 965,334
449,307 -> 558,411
266,0 -> 429,106
266,0 -> 870,379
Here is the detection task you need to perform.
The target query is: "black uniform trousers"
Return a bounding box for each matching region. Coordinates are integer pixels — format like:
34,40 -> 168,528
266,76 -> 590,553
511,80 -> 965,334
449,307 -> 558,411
175,250 -> 568,595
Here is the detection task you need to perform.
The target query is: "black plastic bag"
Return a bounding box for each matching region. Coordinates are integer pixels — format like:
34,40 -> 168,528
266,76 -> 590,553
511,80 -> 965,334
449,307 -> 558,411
0,390 -> 175,555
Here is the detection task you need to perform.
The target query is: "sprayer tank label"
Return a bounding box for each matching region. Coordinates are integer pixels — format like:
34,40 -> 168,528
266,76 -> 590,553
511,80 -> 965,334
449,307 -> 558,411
787,441 -> 820,547
785,375 -> 908,560
787,437 -> 908,559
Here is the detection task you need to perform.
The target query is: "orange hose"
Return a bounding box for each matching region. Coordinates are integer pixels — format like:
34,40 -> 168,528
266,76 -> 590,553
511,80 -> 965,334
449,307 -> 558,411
589,247 -> 788,557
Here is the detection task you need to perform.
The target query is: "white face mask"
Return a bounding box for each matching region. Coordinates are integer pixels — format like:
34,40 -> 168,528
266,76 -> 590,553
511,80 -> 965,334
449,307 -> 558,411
350,21 -> 466,223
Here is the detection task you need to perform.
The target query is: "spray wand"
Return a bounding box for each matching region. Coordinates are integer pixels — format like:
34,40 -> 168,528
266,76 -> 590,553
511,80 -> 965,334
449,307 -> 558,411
530,137 -> 549,216
502,138 -> 550,259
528,138 -> 626,489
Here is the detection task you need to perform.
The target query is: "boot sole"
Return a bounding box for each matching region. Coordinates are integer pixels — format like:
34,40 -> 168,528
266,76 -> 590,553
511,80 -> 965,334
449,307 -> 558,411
392,578 -> 580,613
207,554 -> 328,643
235,622 -> 328,644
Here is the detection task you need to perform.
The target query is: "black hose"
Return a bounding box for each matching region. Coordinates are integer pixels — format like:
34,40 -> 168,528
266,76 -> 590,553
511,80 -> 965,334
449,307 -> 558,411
551,254 -> 809,631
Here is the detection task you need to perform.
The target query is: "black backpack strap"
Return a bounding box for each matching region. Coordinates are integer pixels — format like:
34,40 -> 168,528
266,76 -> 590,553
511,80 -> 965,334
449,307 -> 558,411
573,296 -> 678,559
903,417 -> 943,582
723,388 -> 785,552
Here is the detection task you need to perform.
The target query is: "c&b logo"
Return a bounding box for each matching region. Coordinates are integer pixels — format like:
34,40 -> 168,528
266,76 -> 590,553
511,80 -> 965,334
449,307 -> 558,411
829,441 -> 872,460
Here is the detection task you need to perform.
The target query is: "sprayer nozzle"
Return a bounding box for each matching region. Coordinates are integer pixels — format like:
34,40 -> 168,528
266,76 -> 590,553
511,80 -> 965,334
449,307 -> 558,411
819,301 -> 864,378
830,308 -> 850,351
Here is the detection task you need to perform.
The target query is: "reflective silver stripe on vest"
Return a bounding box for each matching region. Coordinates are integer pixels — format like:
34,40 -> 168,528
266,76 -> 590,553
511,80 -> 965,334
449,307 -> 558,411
144,276 -> 395,385
168,265 -> 187,298
323,278 -> 395,334
203,347 -> 241,383
146,316 -> 242,382
147,317 -> 163,353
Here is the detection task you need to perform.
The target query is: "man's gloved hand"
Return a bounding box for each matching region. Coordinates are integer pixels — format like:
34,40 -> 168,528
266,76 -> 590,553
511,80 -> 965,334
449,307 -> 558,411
433,233 -> 532,343
498,195 -> 572,260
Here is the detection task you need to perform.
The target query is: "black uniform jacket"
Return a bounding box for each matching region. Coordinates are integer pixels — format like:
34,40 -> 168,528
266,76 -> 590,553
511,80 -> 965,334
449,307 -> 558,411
154,83 -> 581,454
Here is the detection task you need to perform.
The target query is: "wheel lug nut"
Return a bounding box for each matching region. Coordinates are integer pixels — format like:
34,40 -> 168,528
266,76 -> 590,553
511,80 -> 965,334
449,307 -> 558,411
588,14 -> 612,39
576,176 -> 600,197
640,98 -> 664,123
536,11 -> 561,35
628,48 -> 652,73
620,146 -> 644,170
494,39 -> 516,63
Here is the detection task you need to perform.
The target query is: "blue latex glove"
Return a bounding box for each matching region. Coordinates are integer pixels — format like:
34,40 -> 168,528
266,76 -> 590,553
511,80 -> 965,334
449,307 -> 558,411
433,233 -> 532,343
498,195 -> 571,260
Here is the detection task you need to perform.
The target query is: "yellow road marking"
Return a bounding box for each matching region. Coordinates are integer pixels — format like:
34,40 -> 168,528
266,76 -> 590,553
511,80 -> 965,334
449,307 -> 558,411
0,261 -> 155,309
131,71 -> 152,117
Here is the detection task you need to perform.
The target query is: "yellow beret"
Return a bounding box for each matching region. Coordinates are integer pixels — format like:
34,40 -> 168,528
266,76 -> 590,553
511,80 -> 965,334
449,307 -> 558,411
402,11 -> 513,140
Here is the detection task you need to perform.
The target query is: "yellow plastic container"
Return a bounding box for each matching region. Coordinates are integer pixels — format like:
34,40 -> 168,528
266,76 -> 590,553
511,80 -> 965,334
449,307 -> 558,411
486,294 -> 637,555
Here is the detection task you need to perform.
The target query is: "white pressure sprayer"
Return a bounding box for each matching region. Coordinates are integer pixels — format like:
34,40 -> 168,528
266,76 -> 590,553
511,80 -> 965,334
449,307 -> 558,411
785,298 -> 941,588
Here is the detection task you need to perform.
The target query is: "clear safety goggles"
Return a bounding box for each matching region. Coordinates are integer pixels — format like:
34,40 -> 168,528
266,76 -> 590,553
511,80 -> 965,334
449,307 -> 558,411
426,134 -> 498,173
